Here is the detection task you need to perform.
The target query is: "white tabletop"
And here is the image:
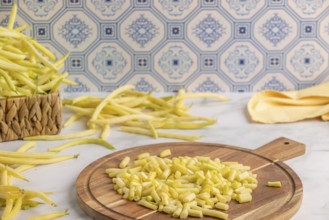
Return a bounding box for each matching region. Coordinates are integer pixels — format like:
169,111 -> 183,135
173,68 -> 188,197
2,93 -> 328,220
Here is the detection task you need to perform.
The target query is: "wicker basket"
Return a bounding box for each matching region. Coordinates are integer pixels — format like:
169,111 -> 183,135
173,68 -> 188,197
0,92 -> 62,142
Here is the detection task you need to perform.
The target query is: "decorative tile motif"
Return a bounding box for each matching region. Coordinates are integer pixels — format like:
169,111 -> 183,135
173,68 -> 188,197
221,42 -> 264,83
59,15 -> 92,48
20,0 -> 63,20
1,0 -> 329,92
24,0 -> 57,17
224,45 -> 260,79
193,14 -> 225,48
92,46 -> 127,80
221,0 -> 265,19
158,45 -> 193,80
158,0 -> 192,16
226,0 -> 259,16
64,77 -> 91,93
126,14 -> 159,48
124,74 -> 163,92
254,10 -> 298,50
252,73 -> 295,91
88,43 -> 131,83
153,1 -> 198,20
287,0 -> 329,18
286,41 -> 328,81
0,15 -> 10,26
91,0 -> 125,16
85,0 -> 130,20
260,76 -> 288,91
193,77 -> 224,93
261,13 -> 291,47
120,10 -> 164,51
187,10 -> 231,51
293,0 -> 324,15
154,42 -> 197,83
290,44 -> 324,78
134,77 -> 156,92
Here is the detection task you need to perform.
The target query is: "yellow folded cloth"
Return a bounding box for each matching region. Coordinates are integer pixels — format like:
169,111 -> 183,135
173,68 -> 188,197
248,82 -> 329,123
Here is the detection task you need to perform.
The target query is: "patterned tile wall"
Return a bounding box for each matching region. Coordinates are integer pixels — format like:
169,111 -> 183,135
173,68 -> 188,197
1,0 -> 329,92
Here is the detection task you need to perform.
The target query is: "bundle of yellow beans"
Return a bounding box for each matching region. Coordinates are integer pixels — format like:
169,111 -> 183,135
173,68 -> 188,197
0,141 -> 74,219
106,149 -> 258,220
62,85 -> 229,141
0,3 -> 74,98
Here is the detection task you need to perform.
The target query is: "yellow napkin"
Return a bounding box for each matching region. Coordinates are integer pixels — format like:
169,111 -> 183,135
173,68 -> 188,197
248,82 -> 329,123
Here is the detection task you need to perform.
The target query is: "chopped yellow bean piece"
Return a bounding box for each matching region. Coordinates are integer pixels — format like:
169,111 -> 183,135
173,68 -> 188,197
119,157 -> 130,169
267,181 -> 282,187
160,149 -> 171,158
215,202 -> 229,211
188,209 -> 203,218
237,193 -> 252,203
138,199 -> 158,210
106,150 -> 260,219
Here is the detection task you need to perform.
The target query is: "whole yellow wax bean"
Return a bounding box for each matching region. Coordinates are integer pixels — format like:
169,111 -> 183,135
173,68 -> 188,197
26,210 -> 68,220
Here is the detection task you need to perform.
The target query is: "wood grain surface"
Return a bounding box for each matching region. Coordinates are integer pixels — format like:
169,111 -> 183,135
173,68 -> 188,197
76,137 -> 305,220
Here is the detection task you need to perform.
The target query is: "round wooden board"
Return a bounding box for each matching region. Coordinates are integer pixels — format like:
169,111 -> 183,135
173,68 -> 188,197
76,138 -> 304,220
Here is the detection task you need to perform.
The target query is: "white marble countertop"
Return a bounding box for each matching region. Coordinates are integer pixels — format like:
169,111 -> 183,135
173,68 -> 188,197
1,93 -> 328,220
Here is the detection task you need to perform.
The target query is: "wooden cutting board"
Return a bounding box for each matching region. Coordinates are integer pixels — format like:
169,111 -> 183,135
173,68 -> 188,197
76,137 -> 305,220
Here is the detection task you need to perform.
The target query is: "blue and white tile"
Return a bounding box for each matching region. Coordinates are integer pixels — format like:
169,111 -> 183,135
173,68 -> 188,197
119,10 -> 165,52
253,9 -> 298,51
52,10 -> 98,52
153,42 -> 198,83
186,9 -> 231,52
153,0 -> 199,20
252,72 -> 295,91
87,42 -> 132,84
187,74 -> 230,93
85,0 -> 131,20
220,42 -> 264,83
221,0 -> 266,19
319,14 -> 329,47
123,74 -> 164,92
61,74 -> 98,93
286,40 -> 329,81
19,0 -> 64,21
287,0 -> 329,19
0,0 -> 329,93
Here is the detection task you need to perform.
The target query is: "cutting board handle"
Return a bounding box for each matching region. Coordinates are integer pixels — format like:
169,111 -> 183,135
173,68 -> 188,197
253,137 -> 305,161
